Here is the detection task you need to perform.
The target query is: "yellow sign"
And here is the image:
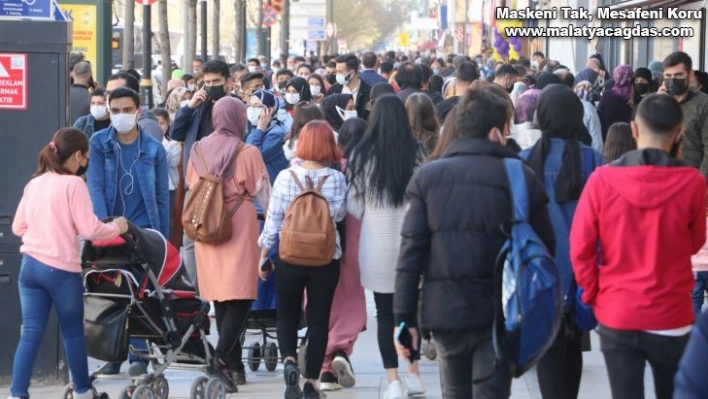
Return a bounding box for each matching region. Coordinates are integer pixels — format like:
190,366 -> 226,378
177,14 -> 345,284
398,32 -> 410,47
59,3 -> 98,70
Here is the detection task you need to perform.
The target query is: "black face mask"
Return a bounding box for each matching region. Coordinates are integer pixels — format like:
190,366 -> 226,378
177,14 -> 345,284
507,85 -> 514,93
278,81 -> 287,90
325,73 -> 337,85
206,85 -> 226,101
75,163 -> 88,176
665,78 -> 689,96
634,82 -> 649,95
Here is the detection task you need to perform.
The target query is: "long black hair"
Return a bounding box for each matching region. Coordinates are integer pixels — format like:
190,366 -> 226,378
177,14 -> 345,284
348,94 -> 419,207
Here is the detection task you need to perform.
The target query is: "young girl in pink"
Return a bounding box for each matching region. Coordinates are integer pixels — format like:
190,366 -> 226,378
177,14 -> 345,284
7,128 -> 128,399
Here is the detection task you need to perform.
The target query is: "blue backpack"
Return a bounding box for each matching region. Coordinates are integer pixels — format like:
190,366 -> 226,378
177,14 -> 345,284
492,159 -> 563,378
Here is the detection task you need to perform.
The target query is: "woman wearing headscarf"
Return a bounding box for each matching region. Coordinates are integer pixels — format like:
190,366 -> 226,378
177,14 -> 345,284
322,93 -> 355,133
597,65 -> 634,140
629,67 -> 654,120
186,96 -> 271,391
283,76 -> 313,114
510,88 -> 542,150
245,89 -> 290,184
521,84 -> 604,399
165,87 -> 192,120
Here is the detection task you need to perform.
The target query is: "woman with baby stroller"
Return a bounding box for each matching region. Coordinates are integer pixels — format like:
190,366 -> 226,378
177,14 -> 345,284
7,128 -> 129,399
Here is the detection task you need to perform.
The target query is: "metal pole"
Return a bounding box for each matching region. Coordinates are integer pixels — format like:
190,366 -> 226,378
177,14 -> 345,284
280,0 -> 289,59
257,0 -> 264,56
201,0 -> 208,60
267,0 -> 272,61
328,0 -> 335,54
183,0 -> 190,68
141,2 -> 154,108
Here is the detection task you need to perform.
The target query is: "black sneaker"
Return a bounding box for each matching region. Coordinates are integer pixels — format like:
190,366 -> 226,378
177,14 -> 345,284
331,351 -> 355,388
212,357 -> 238,393
303,381 -> 327,399
319,371 -> 341,391
233,370 -> 247,386
284,360 -> 303,399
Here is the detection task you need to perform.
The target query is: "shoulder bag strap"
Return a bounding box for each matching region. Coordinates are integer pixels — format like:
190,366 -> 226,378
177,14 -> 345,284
224,143 -> 247,218
195,144 -> 210,176
316,175 -> 330,192
289,170 -> 307,192
502,158 -> 530,222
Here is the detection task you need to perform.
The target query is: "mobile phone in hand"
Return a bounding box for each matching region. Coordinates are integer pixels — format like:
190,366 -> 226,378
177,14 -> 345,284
396,321 -> 414,361
259,257 -> 273,272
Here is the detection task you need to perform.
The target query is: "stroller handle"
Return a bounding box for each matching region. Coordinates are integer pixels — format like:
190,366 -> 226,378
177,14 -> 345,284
102,217 -> 138,249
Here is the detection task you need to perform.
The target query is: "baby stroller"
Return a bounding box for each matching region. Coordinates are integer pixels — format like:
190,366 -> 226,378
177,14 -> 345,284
72,223 -> 227,399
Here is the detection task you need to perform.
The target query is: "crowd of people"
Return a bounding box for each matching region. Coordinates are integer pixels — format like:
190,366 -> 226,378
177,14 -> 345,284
8,47 -> 708,399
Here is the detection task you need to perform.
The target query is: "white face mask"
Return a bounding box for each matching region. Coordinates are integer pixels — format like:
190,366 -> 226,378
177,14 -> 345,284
337,106 -> 357,121
310,85 -> 321,96
248,66 -> 258,73
247,107 -> 262,126
285,93 -> 301,105
90,105 -> 107,120
272,67 -> 280,75
180,100 -> 189,108
187,84 -> 195,91
111,113 -> 138,134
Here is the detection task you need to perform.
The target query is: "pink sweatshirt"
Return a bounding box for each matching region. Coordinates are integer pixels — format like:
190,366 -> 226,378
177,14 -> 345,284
12,172 -> 121,273
693,216 -> 708,272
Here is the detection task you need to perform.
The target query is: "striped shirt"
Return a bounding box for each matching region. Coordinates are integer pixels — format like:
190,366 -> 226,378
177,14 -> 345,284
258,165 -> 348,259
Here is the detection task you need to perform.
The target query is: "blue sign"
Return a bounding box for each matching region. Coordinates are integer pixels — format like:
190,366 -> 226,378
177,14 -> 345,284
308,30 -> 326,41
307,17 -> 325,28
0,0 -> 53,20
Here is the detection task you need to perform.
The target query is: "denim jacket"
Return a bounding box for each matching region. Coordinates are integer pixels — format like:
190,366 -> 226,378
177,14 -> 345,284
87,126 -> 170,237
246,120 -> 290,184
521,138 -> 604,309
73,114 -> 97,138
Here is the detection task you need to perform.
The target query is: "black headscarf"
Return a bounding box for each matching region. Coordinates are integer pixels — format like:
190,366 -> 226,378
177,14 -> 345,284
535,72 -> 561,90
322,93 -> 353,132
287,76 -> 312,103
527,84 -> 585,203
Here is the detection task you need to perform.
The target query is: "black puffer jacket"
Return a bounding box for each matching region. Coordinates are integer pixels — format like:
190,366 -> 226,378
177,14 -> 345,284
394,137 -> 555,332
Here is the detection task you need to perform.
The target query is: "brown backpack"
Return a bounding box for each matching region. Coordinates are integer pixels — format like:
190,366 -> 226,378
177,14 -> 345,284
182,143 -> 244,245
278,170 -> 336,266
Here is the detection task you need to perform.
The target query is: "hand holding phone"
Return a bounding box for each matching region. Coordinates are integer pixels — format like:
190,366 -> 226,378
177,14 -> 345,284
394,321 -> 418,362
258,256 -> 274,281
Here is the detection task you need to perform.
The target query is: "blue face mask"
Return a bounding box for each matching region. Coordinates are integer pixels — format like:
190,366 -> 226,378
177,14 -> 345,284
336,71 -> 351,85
433,68 -> 441,76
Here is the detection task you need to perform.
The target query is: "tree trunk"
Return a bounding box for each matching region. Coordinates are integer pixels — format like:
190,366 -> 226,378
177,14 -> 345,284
159,0 -> 171,99
183,0 -> 193,73
211,0 -> 220,60
235,0 -> 247,62
188,0 -> 198,66
122,0 -> 135,70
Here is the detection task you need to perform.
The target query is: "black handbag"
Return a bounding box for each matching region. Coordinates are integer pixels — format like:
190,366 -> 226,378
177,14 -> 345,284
84,296 -> 131,362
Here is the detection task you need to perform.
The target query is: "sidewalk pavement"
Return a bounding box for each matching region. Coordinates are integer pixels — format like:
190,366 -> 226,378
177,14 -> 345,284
2,292 -> 657,398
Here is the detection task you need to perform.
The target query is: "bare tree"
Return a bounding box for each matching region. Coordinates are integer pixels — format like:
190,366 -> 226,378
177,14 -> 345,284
188,0 -> 198,66
122,0 -> 135,70
211,0 -> 221,59
158,0 -> 172,99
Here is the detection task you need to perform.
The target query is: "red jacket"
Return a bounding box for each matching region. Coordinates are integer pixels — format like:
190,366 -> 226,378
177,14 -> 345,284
570,155 -> 706,330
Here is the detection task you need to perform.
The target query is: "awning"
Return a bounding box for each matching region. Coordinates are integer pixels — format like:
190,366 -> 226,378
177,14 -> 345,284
607,0 -> 702,11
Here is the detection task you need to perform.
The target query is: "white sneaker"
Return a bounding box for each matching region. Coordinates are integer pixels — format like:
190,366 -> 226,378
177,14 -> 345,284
405,374 -> 426,396
384,380 -> 404,399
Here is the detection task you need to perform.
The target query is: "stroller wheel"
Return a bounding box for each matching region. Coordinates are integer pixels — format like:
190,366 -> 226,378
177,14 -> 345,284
247,342 -> 261,371
149,376 -> 169,399
131,385 -> 156,399
117,385 -> 136,399
204,377 -> 227,399
61,383 -> 73,399
265,342 -> 279,372
190,376 -> 209,399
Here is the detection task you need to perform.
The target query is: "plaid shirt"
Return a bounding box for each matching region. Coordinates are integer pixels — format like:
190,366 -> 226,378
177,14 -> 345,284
258,165 -> 348,259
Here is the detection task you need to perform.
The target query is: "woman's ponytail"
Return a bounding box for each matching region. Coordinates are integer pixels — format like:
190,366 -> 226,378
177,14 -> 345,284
34,128 -> 88,176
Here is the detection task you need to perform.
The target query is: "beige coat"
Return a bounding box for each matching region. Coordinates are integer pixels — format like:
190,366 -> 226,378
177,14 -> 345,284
186,145 -> 270,301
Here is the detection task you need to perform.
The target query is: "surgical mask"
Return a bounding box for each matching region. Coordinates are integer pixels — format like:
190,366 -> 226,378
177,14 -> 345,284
111,113 -> 138,134
634,82 -> 649,95
248,66 -> 258,73
310,85 -> 322,96
337,106 -> 357,121
336,72 -> 351,85
180,100 -> 190,108
531,60 -> 539,69
665,78 -> 689,96
272,67 -> 280,75
205,85 -> 226,101
285,93 -> 301,105
187,84 -> 195,91
247,107 -> 262,126
325,73 -> 337,85
90,105 -> 107,119
432,68 -> 441,76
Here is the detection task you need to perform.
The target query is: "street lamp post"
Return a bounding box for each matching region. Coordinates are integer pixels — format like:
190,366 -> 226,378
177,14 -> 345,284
141,0 -> 153,108
201,0 -> 208,60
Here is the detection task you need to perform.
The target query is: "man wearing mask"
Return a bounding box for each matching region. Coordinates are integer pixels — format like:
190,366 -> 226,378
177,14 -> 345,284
87,87 -> 169,376
360,51 -> 387,87
661,52 -> 708,177
105,72 -> 164,143
493,64 -> 519,93
532,51 -> 546,71
247,58 -> 271,89
73,88 -> 111,138
274,69 -> 294,97
328,53 -> 372,120
192,58 -> 203,75
323,61 -> 338,90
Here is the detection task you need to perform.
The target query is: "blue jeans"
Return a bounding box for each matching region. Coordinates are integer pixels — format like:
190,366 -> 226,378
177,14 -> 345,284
11,255 -> 91,396
692,271 -> 708,317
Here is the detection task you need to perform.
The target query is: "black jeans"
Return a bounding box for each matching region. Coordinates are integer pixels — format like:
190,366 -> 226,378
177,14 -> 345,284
537,315 -> 584,399
374,292 -> 421,370
276,259 -> 340,380
597,324 -> 690,399
432,328 -> 512,399
214,299 -> 252,371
